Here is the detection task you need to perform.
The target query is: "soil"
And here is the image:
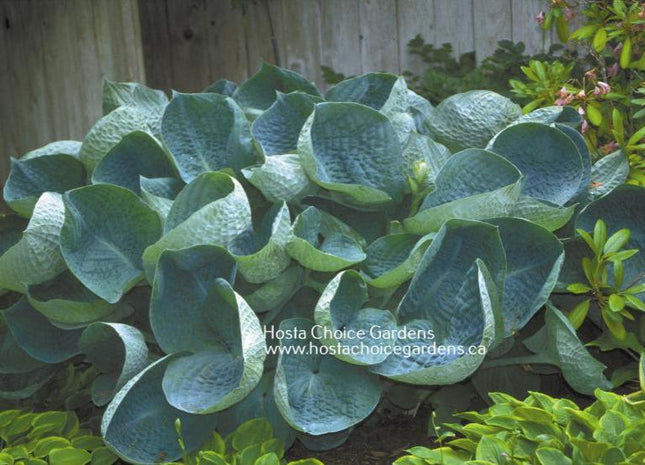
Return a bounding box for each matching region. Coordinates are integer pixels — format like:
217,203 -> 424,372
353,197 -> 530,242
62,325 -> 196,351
285,406 -> 432,465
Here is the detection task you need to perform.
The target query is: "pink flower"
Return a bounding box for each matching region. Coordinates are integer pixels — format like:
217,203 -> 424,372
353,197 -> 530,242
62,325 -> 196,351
557,86 -> 569,97
578,106 -> 586,115
576,90 -> 586,99
536,11 -> 546,25
594,81 -> 611,95
585,69 -> 597,81
564,7 -> 575,21
608,63 -> 619,77
613,42 -> 623,57
581,119 -> 590,133
601,141 -> 619,154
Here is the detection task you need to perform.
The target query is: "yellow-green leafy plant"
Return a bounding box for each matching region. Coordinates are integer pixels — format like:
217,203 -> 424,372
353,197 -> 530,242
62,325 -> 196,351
0,409 -> 116,465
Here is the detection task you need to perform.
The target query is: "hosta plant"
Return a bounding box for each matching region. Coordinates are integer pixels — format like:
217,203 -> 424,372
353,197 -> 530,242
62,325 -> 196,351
395,382 -> 645,464
1,63 -> 644,463
0,409 -> 116,465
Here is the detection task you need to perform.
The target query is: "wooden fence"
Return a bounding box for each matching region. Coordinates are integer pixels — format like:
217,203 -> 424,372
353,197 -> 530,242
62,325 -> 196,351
139,0 -> 554,92
1,0 -> 554,184
0,0 -> 145,183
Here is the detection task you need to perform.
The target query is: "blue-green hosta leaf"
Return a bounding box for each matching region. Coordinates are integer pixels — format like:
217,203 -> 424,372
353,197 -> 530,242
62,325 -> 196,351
27,271 -> 125,327
286,207 -> 366,272
61,184 -> 162,303
79,106 -> 150,172
0,365 -> 58,400
204,79 -> 238,96
233,63 -> 320,111
325,73 -> 402,110
217,373 -> 296,448
401,133 -> 451,187
3,155 -> 86,217
554,123 -> 591,202
297,102 -> 408,207
139,176 -> 184,221
404,149 -> 522,234
509,105 -> 581,127
243,265 -> 304,313
509,196 -> 576,232
102,80 -> 168,136
427,90 -> 521,152
314,271 -> 397,365
79,322 -> 149,406
21,140 -> 81,160
589,150 -> 629,199
576,185 -> 645,297
230,203 -> 291,283
0,317 -> 45,374
0,193 -> 66,293
273,318 -> 382,435
4,297 -> 82,364
490,123 -> 584,206
242,154 -> 318,204
325,73 -> 415,143
523,304 -> 611,394
361,233 -> 433,288
159,281 -> 266,414
142,172 -> 252,281
101,355 -> 218,464
372,219 -> 506,384
92,131 -> 177,194
161,93 -> 256,182
252,92 -> 321,156
487,218 -> 564,337
150,245 -> 237,353
406,89 -> 435,135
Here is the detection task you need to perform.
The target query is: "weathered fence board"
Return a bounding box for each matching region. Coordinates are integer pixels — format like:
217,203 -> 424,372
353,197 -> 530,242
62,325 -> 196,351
0,0 -> 145,183
137,0 -> 554,93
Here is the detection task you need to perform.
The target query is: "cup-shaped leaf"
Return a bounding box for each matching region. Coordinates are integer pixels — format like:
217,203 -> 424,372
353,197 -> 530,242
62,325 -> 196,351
243,265 -> 304,314
252,92 -> 321,156
233,63 -> 320,111
589,150 -> 629,199
509,196 -> 575,232
314,271 -> 397,365
79,322 -> 149,406
3,155 -> 86,217
142,172 -> 252,281
286,207 -> 366,272
61,184 -> 162,303
0,193 -> 67,293
273,318 -> 382,435
150,245 -> 237,354
326,73 -> 406,114
372,219 -> 506,384
242,154 -> 318,204
101,355 -> 218,464
230,202 -> 292,283
297,102 -> 408,208
158,280 -> 266,414
79,106 -> 150,172
161,93 -> 256,182
487,218 -> 564,336
361,233 -> 433,288
20,140 -> 81,160
92,131 -> 177,194
26,271 -> 126,327
102,80 -> 168,136
427,90 -> 521,152
490,123 -> 585,206
404,149 -> 522,234
0,315 -> 46,374
3,297 -> 82,364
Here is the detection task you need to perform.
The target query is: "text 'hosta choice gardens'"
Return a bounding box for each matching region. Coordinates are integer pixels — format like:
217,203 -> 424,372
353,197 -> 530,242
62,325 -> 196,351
1,63 -> 644,464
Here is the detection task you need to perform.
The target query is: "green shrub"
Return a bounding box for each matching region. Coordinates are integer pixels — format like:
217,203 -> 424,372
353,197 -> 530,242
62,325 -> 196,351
1,64 -> 644,463
0,409 -> 116,465
511,0 -> 645,185
395,387 -> 645,464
